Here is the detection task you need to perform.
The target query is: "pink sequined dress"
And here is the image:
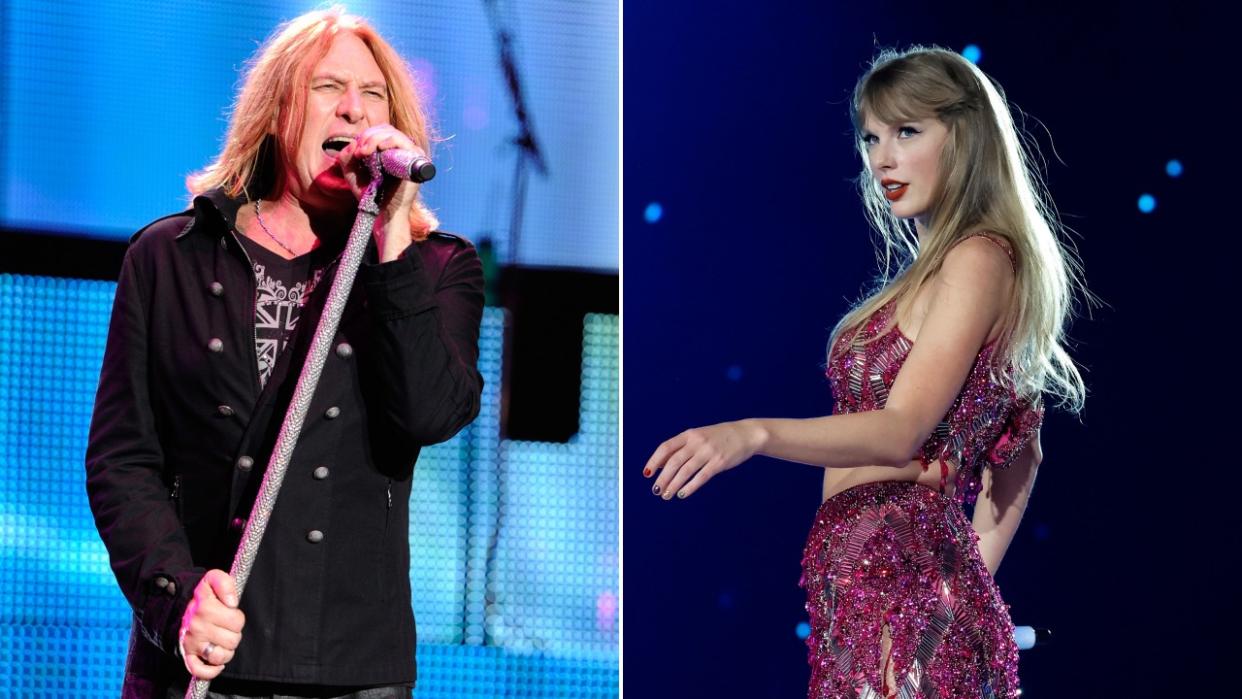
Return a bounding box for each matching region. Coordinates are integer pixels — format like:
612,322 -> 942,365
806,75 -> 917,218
802,272 -> 1044,698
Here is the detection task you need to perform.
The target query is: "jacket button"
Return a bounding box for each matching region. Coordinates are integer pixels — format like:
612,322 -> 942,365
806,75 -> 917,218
335,342 -> 353,359
324,406 -> 340,419
306,529 -> 324,543
218,405 -> 235,417
230,517 -> 246,532
209,282 -> 224,297
220,237 -> 228,249
312,466 -> 329,480
166,581 -> 177,595
154,575 -> 169,589
236,456 -> 254,472
207,338 -> 224,353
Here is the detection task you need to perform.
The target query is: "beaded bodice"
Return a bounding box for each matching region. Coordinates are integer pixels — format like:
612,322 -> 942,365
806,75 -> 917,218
826,297 -> 1044,504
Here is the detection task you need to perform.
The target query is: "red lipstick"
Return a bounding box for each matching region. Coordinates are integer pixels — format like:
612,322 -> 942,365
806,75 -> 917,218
880,179 -> 908,202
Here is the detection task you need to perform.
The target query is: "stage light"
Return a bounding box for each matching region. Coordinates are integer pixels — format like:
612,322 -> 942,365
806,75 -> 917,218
644,202 -> 663,224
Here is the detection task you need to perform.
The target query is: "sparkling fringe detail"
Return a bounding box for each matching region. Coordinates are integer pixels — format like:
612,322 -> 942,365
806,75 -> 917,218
801,481 -> 1020,698
827,298 -> 1044,505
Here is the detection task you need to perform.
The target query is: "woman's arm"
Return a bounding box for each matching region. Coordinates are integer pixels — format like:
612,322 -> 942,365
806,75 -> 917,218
645,409 -> 916,486
646,236 -> 1016,498
972,429 -> 1042,575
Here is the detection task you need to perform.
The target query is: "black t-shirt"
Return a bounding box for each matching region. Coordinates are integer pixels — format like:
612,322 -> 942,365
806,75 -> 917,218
236,233 -> 335,387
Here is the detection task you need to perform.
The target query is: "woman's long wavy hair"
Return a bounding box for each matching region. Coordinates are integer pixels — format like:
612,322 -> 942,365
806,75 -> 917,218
186,6 -> 438,238
828,46 -> 1088,413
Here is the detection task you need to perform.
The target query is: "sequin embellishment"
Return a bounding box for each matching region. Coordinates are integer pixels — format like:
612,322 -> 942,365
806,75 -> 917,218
826,298 -> 1043,504
801,481 -> 1019,698
804,293 -> 1044,697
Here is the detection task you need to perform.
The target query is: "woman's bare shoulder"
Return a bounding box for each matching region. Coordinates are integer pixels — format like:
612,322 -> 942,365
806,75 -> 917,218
957,231 -> 1016,271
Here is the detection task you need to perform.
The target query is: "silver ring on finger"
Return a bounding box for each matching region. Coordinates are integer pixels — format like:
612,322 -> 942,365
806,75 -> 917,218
201,641 -> 216,662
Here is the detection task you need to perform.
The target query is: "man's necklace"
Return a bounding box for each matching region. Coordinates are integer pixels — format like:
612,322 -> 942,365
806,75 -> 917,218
253,200 -> 300,257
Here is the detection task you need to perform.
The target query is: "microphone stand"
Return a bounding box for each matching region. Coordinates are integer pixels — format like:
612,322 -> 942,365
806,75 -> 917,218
484,0 -> 548,264
473,0 -> 549,652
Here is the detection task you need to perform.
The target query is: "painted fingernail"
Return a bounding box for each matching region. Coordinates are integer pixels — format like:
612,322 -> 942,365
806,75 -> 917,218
643,468 -> 652,477
652,484 -> 661,495
662,491 -> 672,500
677,489 -> 687,499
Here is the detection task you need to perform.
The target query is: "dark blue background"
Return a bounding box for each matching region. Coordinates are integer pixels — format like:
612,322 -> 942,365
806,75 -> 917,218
624,2 -> 1237,696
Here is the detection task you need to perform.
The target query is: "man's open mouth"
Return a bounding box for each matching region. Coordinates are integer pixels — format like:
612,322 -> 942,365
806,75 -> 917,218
322,135 -> 356,156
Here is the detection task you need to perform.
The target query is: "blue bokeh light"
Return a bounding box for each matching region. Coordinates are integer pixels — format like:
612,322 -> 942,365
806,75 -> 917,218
962,44 -> 983,64
1033,523 -> 1051,541
796,621 -> 811,640
726,364 -> 743,382
1166,159 -> 1183,177
1138,193 -> 1157,213
644,202 -> 664,224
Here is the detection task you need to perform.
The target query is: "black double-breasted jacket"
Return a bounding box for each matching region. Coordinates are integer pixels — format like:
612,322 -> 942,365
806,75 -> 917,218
84,189 -> 484,694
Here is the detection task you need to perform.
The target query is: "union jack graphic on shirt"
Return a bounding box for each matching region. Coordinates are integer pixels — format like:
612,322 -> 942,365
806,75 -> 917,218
252,260 -> 326,387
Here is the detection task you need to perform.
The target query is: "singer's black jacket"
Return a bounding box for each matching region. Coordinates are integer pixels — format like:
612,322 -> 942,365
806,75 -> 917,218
84,189 -> 483,695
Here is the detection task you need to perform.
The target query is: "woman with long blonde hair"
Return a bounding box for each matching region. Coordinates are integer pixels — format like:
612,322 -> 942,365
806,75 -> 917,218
643,46 -> 1086,698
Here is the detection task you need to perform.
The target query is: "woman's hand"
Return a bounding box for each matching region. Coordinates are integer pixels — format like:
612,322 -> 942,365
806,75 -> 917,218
643,419 -> 766,499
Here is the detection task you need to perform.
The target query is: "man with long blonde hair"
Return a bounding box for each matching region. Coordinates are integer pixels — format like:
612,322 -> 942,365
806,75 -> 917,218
86,8 -> 483,698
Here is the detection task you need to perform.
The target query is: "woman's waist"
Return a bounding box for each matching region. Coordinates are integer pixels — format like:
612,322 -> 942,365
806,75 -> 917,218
820,457 -> 959,503
811,462 -> 975,530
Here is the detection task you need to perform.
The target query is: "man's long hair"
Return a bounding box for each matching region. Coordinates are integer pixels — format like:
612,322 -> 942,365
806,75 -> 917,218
187,6 -> 438,238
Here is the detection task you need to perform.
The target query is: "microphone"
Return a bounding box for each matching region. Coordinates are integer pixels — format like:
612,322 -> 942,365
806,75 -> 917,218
371,149 -> 436,183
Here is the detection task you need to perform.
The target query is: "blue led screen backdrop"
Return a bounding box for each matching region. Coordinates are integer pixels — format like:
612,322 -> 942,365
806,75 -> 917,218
0,0 -> 618,271
0,274 -> 618,697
